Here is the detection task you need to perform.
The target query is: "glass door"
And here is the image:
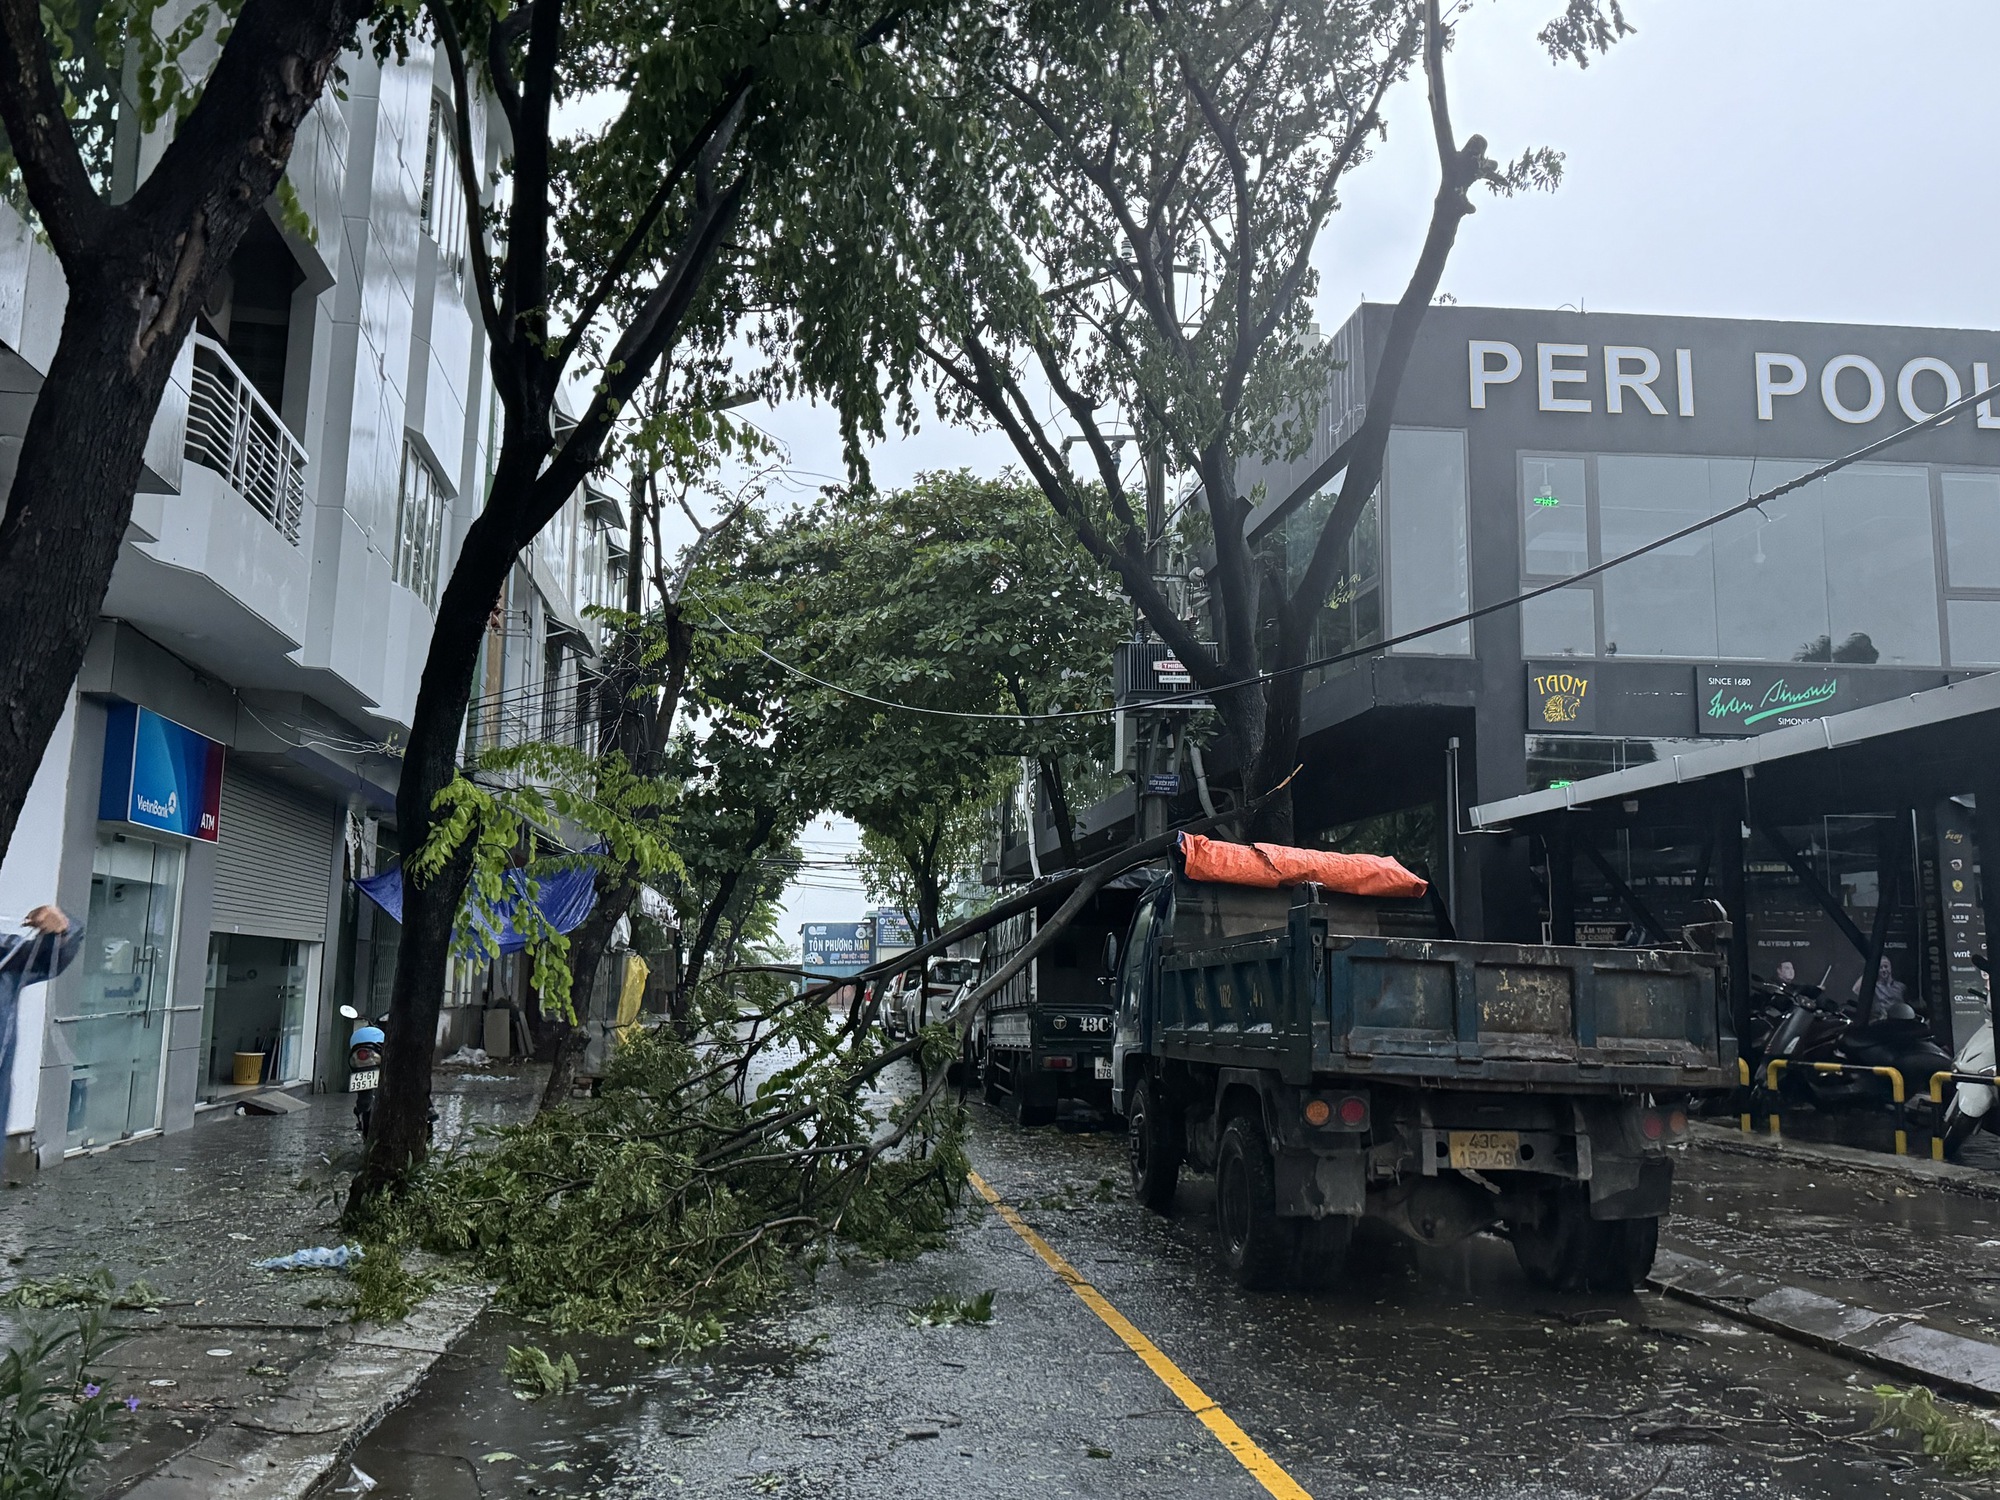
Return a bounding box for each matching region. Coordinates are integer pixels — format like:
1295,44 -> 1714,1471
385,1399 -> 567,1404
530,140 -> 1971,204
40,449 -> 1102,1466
65,832 -> 183,1151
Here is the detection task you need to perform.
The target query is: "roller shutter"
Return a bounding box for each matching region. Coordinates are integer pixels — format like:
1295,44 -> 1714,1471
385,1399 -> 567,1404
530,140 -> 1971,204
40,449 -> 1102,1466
210,768 -> 337,942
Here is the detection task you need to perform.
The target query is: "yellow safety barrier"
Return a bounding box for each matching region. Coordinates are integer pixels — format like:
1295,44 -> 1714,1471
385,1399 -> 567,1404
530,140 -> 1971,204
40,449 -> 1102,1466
1764,1059 -> 1908,1155
1738,1055 -> 1752,1134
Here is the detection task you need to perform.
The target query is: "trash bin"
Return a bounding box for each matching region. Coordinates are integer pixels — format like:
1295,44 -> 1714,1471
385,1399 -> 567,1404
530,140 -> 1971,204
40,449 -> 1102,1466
232,1052 -> 265,1087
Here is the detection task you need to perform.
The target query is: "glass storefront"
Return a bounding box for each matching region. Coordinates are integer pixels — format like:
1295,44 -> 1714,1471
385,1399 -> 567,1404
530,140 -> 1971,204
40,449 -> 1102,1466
65,831 -> 183,1151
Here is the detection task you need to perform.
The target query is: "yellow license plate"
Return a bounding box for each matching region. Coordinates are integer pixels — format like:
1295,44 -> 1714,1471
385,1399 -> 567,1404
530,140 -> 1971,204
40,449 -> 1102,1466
1448,1129 -> 1520,1170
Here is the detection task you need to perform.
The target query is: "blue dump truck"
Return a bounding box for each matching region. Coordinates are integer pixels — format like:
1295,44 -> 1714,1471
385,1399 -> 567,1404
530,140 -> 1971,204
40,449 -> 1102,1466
1110,860 -> 1733,1293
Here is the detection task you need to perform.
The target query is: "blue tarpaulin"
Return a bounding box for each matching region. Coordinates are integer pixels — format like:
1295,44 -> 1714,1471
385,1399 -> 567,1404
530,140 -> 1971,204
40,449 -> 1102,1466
355,863 -> 598,953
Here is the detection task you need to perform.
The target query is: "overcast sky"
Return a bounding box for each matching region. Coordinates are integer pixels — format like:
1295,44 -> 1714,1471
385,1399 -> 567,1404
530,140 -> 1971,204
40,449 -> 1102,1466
757,0 -> 2000,945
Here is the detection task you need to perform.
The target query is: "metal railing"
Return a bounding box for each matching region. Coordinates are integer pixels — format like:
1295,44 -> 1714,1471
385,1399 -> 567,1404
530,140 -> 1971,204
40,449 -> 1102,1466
186,334 -> 306,543
1763,1059 -> 1910,1156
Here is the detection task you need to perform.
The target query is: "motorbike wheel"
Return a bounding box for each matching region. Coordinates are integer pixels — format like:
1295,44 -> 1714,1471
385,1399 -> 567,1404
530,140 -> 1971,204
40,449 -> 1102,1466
354,1093 -> 373,1137
1943,1098 -> 1984,1158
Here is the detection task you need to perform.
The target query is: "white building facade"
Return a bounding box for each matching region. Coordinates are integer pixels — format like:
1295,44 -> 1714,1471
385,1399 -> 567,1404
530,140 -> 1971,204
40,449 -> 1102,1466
0,37 -> 623,1176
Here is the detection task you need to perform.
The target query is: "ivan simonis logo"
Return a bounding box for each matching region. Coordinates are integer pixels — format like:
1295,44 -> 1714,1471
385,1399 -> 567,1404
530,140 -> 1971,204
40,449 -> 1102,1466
1706,677 -> 1839,727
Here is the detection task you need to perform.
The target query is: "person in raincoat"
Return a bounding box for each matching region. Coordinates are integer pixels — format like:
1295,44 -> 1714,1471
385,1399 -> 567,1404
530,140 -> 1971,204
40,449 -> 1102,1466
0,906 -> 84,1139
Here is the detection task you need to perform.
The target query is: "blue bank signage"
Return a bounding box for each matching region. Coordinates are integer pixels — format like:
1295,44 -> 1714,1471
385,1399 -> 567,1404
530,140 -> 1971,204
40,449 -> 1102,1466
99,703 -> 225,841
801,921 -> 874,974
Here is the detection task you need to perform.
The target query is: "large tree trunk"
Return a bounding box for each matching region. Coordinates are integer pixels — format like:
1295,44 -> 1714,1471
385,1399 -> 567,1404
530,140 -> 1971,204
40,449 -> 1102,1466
349,504 -> 525,1206
0,283 -> 172,853
0,0 -> 367,861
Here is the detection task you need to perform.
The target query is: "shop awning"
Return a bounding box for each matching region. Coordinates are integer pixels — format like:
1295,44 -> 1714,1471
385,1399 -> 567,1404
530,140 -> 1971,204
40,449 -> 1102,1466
354,863 -> 598,953
1469,668 -> 2000,830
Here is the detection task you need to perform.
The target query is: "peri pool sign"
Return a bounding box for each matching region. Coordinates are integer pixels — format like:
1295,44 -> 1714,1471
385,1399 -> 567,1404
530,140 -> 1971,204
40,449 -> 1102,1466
99,703 -> 225,841
1698,665 -> 1843,736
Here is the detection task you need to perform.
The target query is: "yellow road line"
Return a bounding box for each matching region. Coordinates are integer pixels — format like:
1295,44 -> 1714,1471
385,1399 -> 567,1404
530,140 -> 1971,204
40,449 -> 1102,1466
967,1169 -> 1313,1500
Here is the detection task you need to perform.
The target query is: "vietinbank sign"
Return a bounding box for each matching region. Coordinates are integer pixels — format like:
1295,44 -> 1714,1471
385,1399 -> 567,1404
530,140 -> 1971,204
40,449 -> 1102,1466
1467,340 -> 2000,430
99,702 -> 224,841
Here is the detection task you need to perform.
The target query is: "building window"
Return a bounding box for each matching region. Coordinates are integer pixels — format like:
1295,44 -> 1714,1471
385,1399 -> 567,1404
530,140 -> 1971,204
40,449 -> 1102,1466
419,97 -> 468,284
395,440 -> 447,607
1384,428 -> 1471,655
1520,452 -> 1962,668
1260,482 -> 1379,684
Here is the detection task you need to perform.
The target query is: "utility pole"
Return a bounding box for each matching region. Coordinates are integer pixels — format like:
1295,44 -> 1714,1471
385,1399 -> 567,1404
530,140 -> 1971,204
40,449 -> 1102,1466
1138,446 -> 1172,841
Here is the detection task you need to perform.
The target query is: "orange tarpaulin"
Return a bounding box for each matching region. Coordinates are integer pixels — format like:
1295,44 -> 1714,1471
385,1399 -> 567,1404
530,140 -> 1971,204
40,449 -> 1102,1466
1176,832 -> 1428,898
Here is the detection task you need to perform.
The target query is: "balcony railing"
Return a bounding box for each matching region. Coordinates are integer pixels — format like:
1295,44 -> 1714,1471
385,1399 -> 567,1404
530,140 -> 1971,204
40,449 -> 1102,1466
186,334 -> 306,544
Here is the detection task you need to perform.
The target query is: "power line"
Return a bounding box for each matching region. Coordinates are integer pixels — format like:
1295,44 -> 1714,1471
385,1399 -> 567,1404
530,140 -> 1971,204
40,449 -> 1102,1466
691,380 -> 2000,724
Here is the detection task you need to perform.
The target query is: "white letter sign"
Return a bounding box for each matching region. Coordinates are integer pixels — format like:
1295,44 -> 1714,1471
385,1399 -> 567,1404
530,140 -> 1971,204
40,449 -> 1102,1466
1537,343 -> 1591,413
1755,353 -> 1807,421
1821,354 -> 1885,424
1468,340 -> 1522,409
1603,346 -> 1668,416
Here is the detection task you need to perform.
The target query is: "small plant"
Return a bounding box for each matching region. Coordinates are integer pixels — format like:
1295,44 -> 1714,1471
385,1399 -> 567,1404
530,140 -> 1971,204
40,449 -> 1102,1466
349,1245 -> 432,1324
1873,1384 -> 2000,1472
505,1345 -> 580,1399
1091,1177 -> 1119,1203
632,1313 -> 725,1355
0,1306 -> 132,1499
906,1290 -> 996,1328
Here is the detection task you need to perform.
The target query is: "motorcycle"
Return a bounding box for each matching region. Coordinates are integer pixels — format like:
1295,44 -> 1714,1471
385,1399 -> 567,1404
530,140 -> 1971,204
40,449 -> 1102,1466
1754,978 -> 1955,1131
339,1003 -> 385,1136
1939,1011 -> 1995,1157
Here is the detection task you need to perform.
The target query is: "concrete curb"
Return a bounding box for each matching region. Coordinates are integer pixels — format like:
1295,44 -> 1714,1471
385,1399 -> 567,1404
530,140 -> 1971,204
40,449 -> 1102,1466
1690,1120 -> 2000,1202
1649,1249 -> 2000,1401
119,1281 -> 492,1500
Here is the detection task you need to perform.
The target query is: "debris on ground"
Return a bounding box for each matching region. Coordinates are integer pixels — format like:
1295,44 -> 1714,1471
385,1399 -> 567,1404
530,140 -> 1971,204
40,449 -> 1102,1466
1873,1384 -> 2000,1472
907,1290 -> 996,1328
441,1047 -> 493,1069
253,1246 -> 361,1271
506,1344 -> 581,1399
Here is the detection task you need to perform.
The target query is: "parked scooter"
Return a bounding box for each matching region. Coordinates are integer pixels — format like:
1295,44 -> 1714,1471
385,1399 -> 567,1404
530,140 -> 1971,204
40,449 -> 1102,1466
339,1003 -> 385,1136
1754,974 -> 1955,1127
1938,954 -> 1998,1157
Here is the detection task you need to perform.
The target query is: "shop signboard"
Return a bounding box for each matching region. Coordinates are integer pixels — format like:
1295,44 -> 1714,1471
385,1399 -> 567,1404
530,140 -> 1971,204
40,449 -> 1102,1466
801,921 -> 874,975
1934,799 -> 1989,1048
871,908 -> 915,953
99,702 -> 224,841
1697,665 -> 1844,735
1525,662 -> 1597,733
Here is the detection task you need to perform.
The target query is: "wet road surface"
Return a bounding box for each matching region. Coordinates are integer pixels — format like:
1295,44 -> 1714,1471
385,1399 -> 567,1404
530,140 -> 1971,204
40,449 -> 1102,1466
345,1096 -> 1980,1499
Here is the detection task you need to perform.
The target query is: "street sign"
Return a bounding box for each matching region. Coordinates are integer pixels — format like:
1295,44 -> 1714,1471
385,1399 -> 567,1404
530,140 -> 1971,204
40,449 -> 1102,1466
1146,772 -> 1182,796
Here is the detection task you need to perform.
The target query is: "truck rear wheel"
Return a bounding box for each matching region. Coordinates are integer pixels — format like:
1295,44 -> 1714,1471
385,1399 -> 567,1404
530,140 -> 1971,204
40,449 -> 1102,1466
1511,1187 -> 1659,1293
1126,1073 -> 1182,1214
1215,1114 -> 1291,1291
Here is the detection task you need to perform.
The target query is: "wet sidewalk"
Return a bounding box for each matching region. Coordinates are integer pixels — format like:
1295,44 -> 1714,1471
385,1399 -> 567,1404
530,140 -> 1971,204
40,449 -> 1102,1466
1658,1129 -> 2000,1395
0,1065 -> 541,1498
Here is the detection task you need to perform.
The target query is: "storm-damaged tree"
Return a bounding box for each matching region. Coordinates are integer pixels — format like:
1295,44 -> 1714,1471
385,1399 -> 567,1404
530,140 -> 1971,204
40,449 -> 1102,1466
355,0 -> 965,1202
723,472 -> 1125,935
0,0 -> 378,862
897,0 -> 1630,839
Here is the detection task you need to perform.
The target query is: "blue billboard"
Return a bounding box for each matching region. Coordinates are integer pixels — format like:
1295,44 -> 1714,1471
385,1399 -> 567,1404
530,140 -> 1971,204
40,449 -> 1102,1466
99,703 -> 225,841
801,920 -> 874,976
871,908 -> 916,950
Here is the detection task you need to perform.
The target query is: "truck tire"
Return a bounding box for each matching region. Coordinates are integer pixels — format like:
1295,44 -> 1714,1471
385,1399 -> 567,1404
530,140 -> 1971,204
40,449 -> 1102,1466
1511,1187 -> 1658,1293
1289,1215 -> 1356,1293
1126,1074 -> 1182,1214
1215,1114 -> 1291,1291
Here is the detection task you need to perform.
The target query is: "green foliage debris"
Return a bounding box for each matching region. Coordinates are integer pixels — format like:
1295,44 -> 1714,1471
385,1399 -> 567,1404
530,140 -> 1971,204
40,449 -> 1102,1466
1873,1384 -> 2000,1472
505,1345 -> 580,1400
348,1244 -> 433,1325
353,990 -> 968,1333
906,1289 -> 995,1328
0,1273 -> 156,1312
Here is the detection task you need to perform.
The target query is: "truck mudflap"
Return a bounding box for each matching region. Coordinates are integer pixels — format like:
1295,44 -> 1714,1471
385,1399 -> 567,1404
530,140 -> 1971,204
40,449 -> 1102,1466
1274,1145 -> 1366,1218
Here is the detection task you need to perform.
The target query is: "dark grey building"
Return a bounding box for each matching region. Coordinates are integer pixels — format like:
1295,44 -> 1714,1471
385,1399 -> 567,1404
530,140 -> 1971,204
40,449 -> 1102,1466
1233,302 -> 2000,951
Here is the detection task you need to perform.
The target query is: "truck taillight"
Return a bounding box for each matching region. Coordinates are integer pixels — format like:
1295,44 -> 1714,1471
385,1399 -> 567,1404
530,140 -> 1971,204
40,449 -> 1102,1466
1669,1108 -> 1688,1135
1042,1055 -> 1074,1071
1337,1096 -> 1367,1127
1641,1111 -> 1664,1141
1305,1095 -> 1367,1129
